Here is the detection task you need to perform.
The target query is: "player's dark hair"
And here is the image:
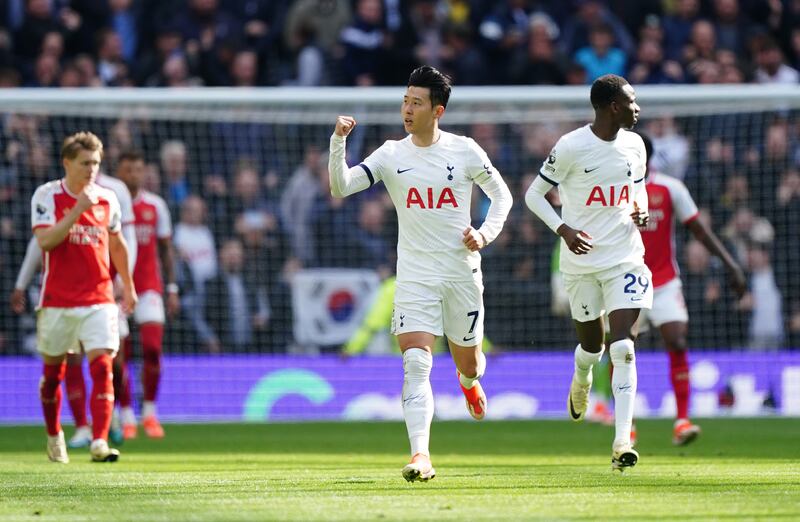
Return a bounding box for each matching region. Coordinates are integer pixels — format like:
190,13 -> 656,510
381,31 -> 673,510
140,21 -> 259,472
408,65 -> 452,109
61,131 -> 103,160
590,74 -> 629,109
118,149 -> 144,163
635,131 -> 653,164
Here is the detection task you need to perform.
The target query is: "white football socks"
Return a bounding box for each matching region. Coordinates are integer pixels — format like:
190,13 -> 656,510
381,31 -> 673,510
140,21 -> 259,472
402,348 -> 434,457
458,351 -> 486,389
574,344 -> 604,386
142,401 -> 157,419
610,339 -> 637,447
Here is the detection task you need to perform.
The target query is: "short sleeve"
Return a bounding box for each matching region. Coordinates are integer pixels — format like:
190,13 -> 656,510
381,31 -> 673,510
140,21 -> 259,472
154,196 -> 173,238
31,186 -> 56,230
539,136 -> 573,186
669,178 -> 699,223
117,187 -> 135,226
107,194 -> 122,234
464,138 -> 495,183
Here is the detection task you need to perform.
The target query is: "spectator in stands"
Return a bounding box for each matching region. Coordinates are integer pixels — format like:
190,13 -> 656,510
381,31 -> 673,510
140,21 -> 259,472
683,236 -> 744,348
228,49 -> 260,86
280,145 -> 323,265
159,140 -> 191,212
237,205 -> 294,352
176,0 -> 242,54
203,238 -> 270,352
628,36 -> 685,84
95,28 -> 130,86
27,52 -> 59,87
559,0 -> 635,58
284,0 -> 351,85
573,24 -> 627,83
109,0 -> 138,64
173,195 -> 218,351
683,19 -> 718,82
488,215 -> 558,348
345,198 -> 391,272
711,0 -> 749,56
662,0 -> 701,61
510,14 -> 567,85
282,22 -> 328,86
754,36 -> 800,84
773,168 -> 800,348
14,0 -> 75,60
723,207 -> 775,266
439,22 -> 487,86
742,243 -> 784,350
136,22 -> 183,86
645,116 -> 690,180
339,0 -> 389,87
477,0 -> 536,84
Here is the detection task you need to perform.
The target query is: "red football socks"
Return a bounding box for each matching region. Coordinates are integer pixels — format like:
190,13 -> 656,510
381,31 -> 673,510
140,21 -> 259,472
89,354 -> 114,441
41,362 -> 66,436
140,324 -> 163,403
669,350 -> 690,420
65,363 -> 88,428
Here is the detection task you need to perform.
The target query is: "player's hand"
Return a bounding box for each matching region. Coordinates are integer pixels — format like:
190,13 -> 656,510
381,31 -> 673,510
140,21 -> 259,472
728,266 -> 747,298
462,226 -> 486,252
334,116 -> 356,137
557,224 -> 593,255
166,291 -> 181,319
10,289 -> 26,314
120,285 -> 138,314
75,186 -> 99,213
630,201 -> 649,229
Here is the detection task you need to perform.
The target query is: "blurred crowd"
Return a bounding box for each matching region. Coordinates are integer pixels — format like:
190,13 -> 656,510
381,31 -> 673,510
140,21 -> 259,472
0,0 -> 799,89
0,103 -> 798,355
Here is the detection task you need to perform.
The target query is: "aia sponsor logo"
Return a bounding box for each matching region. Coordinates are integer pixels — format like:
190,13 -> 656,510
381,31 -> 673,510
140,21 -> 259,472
406,187 -> 458,209
585,184 -> 630,206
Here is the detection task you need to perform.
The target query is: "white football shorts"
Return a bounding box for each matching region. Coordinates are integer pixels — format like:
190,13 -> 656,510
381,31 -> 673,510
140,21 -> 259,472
391,277 -> 484,347
639,277 -> 688,330
564,262 -> 653,322
37,303 -> 120,357
133,290 -> 166,325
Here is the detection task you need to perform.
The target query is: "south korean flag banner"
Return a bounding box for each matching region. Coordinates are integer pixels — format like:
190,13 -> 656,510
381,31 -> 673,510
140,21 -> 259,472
291,268 -> 380,346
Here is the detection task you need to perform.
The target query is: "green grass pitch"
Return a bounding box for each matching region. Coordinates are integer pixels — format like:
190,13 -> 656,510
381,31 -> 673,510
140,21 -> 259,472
1,418 -> 799,521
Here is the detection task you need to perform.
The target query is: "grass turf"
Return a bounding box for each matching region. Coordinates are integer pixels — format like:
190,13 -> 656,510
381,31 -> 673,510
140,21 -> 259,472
1,418 -> 799,521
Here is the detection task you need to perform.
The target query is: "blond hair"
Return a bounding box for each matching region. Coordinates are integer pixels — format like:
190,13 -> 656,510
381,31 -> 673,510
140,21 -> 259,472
61,131 -> 104,160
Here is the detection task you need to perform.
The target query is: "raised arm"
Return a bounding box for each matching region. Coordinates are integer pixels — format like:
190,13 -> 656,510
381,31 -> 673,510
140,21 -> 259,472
328,116 -> 376,198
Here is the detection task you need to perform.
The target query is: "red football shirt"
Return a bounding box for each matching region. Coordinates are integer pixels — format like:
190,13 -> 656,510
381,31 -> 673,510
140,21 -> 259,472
31,180 -> 122,307
641,172 -> 700,288
132,190 -> 172,294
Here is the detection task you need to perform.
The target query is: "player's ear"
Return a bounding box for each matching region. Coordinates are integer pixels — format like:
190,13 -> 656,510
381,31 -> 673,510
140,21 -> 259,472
434,105 -> 445,119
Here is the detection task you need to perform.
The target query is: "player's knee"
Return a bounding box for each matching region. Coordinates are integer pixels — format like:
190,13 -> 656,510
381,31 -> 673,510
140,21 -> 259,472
402,348 -> 432,377
89,353 -> 113,380
142,347 -> 160,368
666,335 -> 687,352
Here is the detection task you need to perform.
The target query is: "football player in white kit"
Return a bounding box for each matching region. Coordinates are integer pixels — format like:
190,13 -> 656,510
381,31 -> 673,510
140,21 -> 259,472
525,75 -> 651,471
328,66 -> 513,482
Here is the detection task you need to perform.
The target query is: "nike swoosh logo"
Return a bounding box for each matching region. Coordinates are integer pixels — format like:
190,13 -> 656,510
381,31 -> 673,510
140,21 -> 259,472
397,168 -> 413,174
584,167 -> 600,173
569,395 -> 581,420
462,335 -> 476,343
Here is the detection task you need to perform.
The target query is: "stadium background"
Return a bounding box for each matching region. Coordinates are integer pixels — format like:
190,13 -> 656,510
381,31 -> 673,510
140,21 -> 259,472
0,0 -> 798,423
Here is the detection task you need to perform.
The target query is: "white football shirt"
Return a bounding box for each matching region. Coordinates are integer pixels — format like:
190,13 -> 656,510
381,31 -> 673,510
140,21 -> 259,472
329,131 -> 512,282
540,124 -> 647,274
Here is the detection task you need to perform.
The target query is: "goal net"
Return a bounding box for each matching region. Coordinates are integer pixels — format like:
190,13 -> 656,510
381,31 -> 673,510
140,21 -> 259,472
0,85 -> 798,421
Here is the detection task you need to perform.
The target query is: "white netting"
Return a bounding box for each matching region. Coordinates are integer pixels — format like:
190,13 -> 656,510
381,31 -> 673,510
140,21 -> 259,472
0,85 -> 798,356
